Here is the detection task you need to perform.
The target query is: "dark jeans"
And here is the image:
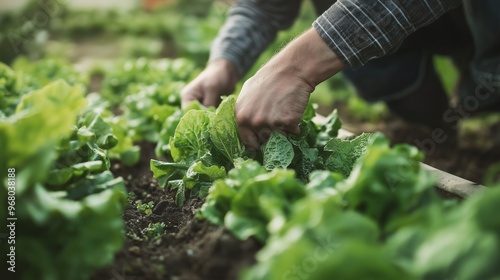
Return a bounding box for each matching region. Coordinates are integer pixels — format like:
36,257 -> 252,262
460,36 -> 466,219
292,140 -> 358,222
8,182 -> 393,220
342,0 -> 500,121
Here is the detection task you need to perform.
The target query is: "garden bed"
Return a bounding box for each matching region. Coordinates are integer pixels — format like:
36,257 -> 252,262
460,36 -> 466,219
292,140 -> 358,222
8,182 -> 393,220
92,141 -> 260,280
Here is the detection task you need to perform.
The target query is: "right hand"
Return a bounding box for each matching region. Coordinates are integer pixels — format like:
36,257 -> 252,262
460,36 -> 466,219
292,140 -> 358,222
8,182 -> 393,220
181,59 -> 239,108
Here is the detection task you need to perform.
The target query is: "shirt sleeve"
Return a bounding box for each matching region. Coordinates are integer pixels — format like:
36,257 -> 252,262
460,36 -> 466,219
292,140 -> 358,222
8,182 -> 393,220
209,0 -> 303,77
313,0 -> 462,68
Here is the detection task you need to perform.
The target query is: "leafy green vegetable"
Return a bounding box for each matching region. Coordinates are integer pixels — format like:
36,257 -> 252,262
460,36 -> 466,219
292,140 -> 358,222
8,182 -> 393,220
200,159 -> 305,242
0,74 -> 127,280
136,200 -> 155,216
288,124 -> 324,181
184,161 -> 226,189
339,134 -> 436,229
76,110 -> 118,150
243,194 -> 407,280
305,170 -> 344,196
315,109 -> 342,147
386,187 -> 500,280
12,56 -> 88,92
261,131 -> 294,170
199,159 -> 268,225
0,80 -> 88,192
324,132 -> 375,177
100,58 -> 197,105
16,178 -> 126,280
142,222 -> 166,240
209,95 -> 244,162
170,110 -> 213,162
151,157 -> 226,206
150,159 -> 190,188
0,62 -> 18,116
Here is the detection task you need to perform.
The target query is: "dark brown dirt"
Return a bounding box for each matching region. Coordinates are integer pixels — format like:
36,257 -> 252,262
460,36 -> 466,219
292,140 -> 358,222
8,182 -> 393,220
91,141 -> 261,280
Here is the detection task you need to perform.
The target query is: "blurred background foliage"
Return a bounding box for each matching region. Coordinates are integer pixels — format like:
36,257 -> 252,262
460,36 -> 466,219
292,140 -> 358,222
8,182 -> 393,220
1,0 -> 498,142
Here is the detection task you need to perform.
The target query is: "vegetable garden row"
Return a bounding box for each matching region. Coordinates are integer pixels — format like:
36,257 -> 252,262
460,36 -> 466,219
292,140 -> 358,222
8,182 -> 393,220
1,1 -> 500,279
1,54 -> 500,280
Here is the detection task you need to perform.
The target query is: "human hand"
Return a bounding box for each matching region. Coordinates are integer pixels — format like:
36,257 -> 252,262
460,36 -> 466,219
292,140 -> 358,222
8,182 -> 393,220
235,28 -> 346,151
181,59 -> 239,108
235,66 -> 313,151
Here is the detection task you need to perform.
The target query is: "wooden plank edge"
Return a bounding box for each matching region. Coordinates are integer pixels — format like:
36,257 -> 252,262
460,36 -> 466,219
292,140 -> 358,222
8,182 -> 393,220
337,127 -> 486,198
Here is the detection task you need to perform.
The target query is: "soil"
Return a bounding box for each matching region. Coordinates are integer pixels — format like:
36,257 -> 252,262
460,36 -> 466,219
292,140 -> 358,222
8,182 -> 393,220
91,141 -> 261,280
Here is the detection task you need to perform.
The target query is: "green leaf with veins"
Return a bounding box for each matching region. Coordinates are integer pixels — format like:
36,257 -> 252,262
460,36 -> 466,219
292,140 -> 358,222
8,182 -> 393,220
76,111 -> 118,150
48,160 -> 104,187
261,131 -> 294,170
324,132 -> 375,177
225,168 -> 305,241
316,109 -> 342,147
185,161 -> 226,184
150,159 -> 189,188
170,109 -> 213,162
171,180 -> 186,206
209,95 -> 244,162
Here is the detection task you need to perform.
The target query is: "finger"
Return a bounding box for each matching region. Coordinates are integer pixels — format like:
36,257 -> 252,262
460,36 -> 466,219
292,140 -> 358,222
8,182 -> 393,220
238,126 -> 260,151
202,92 -> 221,108
181,88 -> 202,109
180,95 -> 194,110
256,127 -> 272,145
272,121 -> 300,136
287,123 -> 301,135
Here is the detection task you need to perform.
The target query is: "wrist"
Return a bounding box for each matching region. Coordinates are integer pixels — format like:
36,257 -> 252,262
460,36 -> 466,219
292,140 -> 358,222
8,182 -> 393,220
267,28 -> 345,88
207,58 -> 239,86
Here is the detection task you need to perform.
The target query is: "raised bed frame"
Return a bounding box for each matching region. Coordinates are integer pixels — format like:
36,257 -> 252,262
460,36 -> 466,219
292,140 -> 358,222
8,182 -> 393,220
337,128 -> 486,198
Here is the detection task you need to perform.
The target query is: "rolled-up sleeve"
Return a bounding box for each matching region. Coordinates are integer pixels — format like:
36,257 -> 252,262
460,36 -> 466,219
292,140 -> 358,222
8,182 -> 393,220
313,0 -> 462,68
209,0 -> 302,77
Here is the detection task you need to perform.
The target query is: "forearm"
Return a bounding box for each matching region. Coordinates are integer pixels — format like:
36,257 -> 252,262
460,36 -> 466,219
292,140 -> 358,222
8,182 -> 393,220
313,0 -> 462,68
259,28 -> 345,89
210,0 -> 302,78
234,28 -> 344,150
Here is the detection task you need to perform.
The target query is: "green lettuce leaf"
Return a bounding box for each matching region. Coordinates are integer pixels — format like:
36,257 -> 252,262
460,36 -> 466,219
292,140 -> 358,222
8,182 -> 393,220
225,168 -> 305,241
150,159 -> 190,188
184,160 -> 226,187
209,95 -> 244,162
340,134 -> 435,228
324,132 -> 375,178
170,110 -> 213,162
0,80 -> 87,192
316,109 -> 342,147
262,131 -> 294,170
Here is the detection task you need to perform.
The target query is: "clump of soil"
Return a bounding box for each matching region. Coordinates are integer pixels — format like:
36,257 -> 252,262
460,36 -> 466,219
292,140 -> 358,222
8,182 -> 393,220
92,141 -> 261,280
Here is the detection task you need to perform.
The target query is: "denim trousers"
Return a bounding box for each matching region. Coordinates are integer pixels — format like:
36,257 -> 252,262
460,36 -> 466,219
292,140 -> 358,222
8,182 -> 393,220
340,0 -> 500,111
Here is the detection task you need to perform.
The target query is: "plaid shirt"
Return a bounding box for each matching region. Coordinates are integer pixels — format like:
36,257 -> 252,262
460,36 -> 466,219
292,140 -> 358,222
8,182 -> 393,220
209,0 -> 462,77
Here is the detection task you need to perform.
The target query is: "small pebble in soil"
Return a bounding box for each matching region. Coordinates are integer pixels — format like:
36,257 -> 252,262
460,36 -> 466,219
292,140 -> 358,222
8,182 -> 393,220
186,249 -> 194,256
128,246 -> 140,255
